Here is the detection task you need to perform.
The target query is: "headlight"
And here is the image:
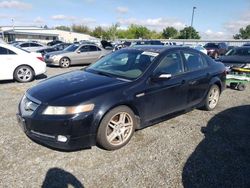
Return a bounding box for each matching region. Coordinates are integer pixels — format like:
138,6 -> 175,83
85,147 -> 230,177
42,104 -> 95,115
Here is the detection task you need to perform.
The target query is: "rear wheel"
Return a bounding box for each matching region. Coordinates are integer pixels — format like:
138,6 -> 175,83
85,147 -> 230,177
14,65 -> 34,83
97,106 -> 136,150
203,85 -> 220,111
237,83 -> 246,91
59,57 -> 70,68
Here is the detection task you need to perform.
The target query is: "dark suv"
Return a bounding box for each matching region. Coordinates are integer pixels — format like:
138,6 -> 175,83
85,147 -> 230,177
204,42 -> 228,59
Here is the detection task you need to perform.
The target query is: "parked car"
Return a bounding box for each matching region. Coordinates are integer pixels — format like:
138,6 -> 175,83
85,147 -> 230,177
242,43 -> 250,47
163,41 -> 177,46
44,43 -> 109,68
204,42 -> 228,58
17,46 -> 226,151
15,41 -> 47,52
216,46 -> 250,68
0,43 -> 46,82
184,44 -> 207,54
47,40 -> 63,46
36,43 -> 72,56
132,40 -> 164,46
113,41 -> 132,51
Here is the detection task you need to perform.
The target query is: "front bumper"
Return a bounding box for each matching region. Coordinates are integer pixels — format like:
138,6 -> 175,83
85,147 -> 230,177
17,105 -> 97,151
45,58 -> 60,66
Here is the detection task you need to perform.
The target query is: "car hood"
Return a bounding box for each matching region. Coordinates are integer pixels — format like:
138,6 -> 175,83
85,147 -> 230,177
27,70 -> 127,105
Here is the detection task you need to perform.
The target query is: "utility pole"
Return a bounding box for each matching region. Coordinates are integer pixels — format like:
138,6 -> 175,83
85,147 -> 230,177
191,6 -> 196,28
190,6 -> 197,39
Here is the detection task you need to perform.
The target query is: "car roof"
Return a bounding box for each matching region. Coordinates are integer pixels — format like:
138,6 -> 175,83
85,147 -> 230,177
131,45 -> 188,53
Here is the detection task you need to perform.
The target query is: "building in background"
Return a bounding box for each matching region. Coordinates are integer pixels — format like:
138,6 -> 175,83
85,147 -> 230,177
0,26 -> 97,43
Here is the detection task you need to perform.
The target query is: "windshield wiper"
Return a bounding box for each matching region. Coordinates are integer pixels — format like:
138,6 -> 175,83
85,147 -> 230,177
87,69 -> 114,78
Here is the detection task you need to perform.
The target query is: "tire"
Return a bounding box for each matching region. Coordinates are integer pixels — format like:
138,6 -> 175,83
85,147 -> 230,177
14,65 -> 34,83
203,85 -> 220,111
230,83 -> 238,89
59,57 -> 70,68
97,106 -> 136,150
237,83 -> 246,91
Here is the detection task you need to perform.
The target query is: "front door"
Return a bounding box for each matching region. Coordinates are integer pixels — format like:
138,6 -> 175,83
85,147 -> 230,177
136,50 -> 188,123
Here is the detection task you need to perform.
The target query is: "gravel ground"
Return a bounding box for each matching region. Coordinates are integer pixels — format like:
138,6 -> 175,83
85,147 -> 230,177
0,66 -> 249,188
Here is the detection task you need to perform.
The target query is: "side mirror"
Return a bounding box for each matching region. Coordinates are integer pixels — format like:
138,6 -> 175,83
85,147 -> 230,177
151,73 -> 172,82
77,50 -> 81,54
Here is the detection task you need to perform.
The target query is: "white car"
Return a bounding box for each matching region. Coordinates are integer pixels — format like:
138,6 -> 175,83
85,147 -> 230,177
0,43 -> 46,83
14,41 -> 47,52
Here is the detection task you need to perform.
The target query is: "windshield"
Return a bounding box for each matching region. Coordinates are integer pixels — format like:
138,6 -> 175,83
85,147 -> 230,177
64,44 -> 79,52
86,50 -> 158,80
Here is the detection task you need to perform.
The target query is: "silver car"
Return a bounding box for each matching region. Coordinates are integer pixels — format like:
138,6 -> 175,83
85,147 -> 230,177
44,44 -> 110,68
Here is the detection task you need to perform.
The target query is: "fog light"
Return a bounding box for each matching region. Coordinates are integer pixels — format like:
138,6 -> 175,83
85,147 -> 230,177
57,135 -> 68,142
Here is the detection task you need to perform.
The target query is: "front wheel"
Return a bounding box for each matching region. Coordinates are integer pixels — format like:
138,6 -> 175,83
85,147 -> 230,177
203,85 -> 220,111
59,57 -> 70,68
97,106 -> 136,150
14,65 -> 34,83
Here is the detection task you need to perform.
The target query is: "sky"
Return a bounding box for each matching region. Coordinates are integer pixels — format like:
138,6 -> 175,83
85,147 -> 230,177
0,0 -> 249,39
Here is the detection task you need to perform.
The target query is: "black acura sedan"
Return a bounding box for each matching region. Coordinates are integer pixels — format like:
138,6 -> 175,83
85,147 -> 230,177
17,46 -> 226,150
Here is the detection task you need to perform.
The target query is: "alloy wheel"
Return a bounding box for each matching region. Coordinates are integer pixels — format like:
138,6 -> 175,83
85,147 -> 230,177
208,87 -> 220,109
106,112 -> 133,146
60,58 -> 70,68
16,67 -> 32,82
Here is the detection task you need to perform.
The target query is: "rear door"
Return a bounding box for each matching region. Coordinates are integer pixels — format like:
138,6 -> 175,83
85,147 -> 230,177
181,49 -> 210,108
88,45 -> 102,63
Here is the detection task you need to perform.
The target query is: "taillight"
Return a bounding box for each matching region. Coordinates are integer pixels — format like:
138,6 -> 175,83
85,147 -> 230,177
37,57 -> 44,62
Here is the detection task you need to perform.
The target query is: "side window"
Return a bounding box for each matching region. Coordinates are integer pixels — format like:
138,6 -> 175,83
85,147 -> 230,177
183,51 -> 207,71
7,49 -> 16,55
0,47 -> 16,55
0,47 -> 8,54
20,43 -> 30,47
30,43 -> 42,47
79,45 -> 89,52
155,52 -> 183,75
89,45 -> 98,52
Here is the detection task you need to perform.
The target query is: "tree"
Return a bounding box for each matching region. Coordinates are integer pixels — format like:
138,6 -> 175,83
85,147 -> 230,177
126,24 -> 151,39
162,27 -> 178,39
71,24 -> 91,34
233,25 -> 250,39
178,26 -> 201,39
150,30 -> 162,39
55,25 -> 71,31
106,23 -> 119,40
92,26 -> 107,39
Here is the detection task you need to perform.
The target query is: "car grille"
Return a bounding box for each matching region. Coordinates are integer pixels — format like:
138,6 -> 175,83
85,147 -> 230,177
20,94 -> 40,116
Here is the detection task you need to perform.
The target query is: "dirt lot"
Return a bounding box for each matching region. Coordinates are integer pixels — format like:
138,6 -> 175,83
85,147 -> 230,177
0,66 -> 249,188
